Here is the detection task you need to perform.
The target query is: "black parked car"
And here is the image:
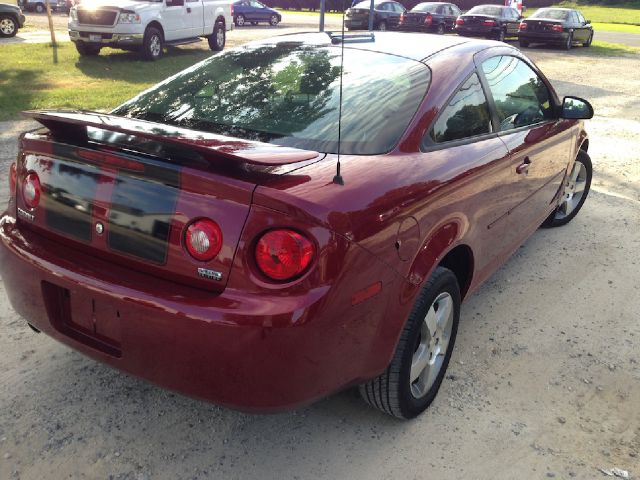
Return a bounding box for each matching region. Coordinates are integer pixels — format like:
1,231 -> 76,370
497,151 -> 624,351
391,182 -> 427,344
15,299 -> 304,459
518,8 -> 593,50
345,0 -> 406,31
398,2 -> 461,34
0,3 -> 25,38
455,4 -> 521,42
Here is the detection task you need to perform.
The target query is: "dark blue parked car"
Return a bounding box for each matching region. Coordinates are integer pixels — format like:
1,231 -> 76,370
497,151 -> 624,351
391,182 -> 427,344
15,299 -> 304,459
233,0 -> 282,26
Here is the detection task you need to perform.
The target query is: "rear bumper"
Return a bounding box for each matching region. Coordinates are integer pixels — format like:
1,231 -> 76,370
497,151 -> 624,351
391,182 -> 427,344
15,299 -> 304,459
0,213 -> 398,411
455,25 -> 497,37
518,31 -> 569,43
19,13 -> 26,27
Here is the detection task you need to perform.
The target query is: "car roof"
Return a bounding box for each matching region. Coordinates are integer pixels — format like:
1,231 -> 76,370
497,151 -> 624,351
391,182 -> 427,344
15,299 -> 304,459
249,31 -> 499,63
536,7 -> 574,11
469,4 -> 508,8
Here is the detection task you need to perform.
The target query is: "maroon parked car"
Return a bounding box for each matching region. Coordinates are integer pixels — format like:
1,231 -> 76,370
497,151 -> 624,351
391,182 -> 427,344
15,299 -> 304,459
0,32 -> 593,419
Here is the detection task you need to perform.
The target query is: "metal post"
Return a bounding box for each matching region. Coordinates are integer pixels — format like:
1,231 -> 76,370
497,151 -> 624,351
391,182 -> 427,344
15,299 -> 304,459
368,0 -> 374,31
319,0 -> 326,32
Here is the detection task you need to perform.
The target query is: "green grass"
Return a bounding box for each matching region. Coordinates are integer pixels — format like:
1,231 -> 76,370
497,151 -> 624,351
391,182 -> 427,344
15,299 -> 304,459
558,2 -> 640,24
592,21 -> 640,31
0,43 -> 211,122
589,38 -> 640,54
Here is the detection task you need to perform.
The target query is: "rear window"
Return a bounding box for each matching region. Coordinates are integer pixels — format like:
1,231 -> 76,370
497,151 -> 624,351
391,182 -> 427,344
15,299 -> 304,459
530,8 -> 569,20
352,1 -> 381,9
113,43 -> 431,155
467,5 -> 502,16
412,3 -> 438,12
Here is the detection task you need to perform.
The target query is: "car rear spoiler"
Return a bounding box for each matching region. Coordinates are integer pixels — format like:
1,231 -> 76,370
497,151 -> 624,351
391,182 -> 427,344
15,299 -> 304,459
24,110 -> 320,166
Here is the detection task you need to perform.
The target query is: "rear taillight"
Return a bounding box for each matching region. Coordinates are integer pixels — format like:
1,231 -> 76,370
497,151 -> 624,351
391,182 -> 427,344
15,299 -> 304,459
483,19 -> 497,26
424,13 -> 432,25
184,218 -> 223,261
9,163 -> 17,196
552,24 -> 563,32
455,18 -> 464,25
399,13 -> 404,24
255,229 -> 315,281
230,3 -> 234,16
22,172 -> 41,209
519,21 -> 527,30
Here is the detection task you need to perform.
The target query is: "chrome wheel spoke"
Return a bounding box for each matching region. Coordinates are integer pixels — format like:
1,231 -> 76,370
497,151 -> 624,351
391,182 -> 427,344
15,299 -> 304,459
424,306 -> 437,335
574,179 -> 586,194
411,343 -> 430,383
570,162 -> 582,183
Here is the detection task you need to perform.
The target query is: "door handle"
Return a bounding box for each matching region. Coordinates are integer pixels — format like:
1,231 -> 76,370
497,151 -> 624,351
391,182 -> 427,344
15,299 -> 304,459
516,157 -> 531,175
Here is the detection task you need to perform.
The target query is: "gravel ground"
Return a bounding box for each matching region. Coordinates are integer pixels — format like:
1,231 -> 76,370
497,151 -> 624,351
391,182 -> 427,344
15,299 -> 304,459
0,40 -> 639,480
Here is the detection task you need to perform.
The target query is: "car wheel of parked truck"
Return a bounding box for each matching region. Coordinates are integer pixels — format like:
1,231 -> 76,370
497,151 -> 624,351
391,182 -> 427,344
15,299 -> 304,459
235,14 -> 245,26
0,15 -> 17,37
269,14 -> 279,26
208,21 -> 225,51
360,267 -> 461,419
543,150 -> 592,228
35,2 -> 44,13
143,26 -> 163,61
75,42 -> 101,56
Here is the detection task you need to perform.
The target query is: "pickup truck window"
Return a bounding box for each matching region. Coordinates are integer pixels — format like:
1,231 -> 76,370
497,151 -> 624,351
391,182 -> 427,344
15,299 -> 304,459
113,43 -> 431,155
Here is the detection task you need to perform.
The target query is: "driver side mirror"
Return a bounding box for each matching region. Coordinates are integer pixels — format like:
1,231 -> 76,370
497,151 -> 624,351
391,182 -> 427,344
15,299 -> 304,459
561,96 -> 594,119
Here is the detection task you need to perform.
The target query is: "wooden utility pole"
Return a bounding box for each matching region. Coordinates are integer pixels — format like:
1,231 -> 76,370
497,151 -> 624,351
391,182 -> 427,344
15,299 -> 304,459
45,0 -> 57,46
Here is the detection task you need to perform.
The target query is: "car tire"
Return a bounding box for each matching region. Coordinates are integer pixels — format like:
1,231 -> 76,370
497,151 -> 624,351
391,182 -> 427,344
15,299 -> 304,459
142,26 -> 163,61
208,21 -> 225,51
269,14 -> 279,26
583,31 -> 593,47
75,42 -> 101,56
436,23 -> 445,34
542,150 -> 592,228
35,2 -> 45,13
359,266 -> 460,419
378,21 -> 387,31
564,31 -> 573,50
235,14 -> 245,26
0,15 -> 18,37
496,28 -> 505,42
519,39 -> 529,48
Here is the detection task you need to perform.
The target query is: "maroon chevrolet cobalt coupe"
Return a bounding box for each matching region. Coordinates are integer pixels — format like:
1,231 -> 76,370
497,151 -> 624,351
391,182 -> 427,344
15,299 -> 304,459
0,32 -> 593,419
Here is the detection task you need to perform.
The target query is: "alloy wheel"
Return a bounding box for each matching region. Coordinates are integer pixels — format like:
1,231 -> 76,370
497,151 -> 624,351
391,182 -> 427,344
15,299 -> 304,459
150,34 -> 161,58
555,160 -> 587,220
0,18 -> 16,35
410,292 -> 454,398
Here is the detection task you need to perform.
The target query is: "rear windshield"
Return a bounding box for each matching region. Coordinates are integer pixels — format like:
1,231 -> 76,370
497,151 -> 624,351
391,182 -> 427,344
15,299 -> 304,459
352,1 -> 381,8
530,8 -> 569,20
467,5 -> 502,16
412,3 -> 439,12
113,43 -> 431,155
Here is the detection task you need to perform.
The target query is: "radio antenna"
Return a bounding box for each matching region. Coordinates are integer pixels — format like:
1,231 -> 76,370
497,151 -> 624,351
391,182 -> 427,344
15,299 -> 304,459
332,0 -> 347,186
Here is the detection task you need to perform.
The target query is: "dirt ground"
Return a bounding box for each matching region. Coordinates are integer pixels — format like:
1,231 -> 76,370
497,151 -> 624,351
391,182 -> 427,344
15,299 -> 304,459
0,39 -> 639,480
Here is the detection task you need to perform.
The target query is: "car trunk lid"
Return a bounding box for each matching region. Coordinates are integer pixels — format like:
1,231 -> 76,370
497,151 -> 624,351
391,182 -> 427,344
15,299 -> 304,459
15,110 -> 322,293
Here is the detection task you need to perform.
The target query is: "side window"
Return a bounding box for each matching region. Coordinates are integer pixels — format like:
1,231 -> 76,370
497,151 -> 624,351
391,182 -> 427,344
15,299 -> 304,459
452,5 -> 460,16
393,3 -> 404,13
481,56 -> 555,131
577,12 -> 586,23
427,72 -> 493,144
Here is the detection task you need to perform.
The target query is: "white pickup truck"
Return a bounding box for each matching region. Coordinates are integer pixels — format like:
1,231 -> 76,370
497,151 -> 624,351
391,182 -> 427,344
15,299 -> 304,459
68,0 -> 234,60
